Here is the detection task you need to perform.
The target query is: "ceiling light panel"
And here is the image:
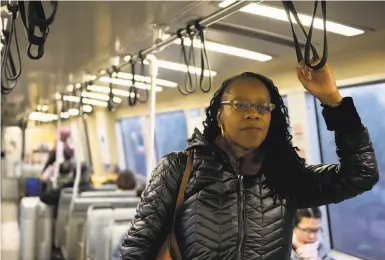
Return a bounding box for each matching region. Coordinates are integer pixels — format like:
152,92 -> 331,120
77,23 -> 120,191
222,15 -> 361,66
219,0 -> 365,37
123,55 -> 217,76
163,34 -> 272,62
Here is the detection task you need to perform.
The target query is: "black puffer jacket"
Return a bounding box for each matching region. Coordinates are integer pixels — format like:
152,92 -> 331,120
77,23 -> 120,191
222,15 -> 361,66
121,98 -> 379,260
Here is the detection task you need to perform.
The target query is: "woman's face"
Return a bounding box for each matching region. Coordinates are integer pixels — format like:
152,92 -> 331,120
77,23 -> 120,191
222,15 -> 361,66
218,78 -> 273,151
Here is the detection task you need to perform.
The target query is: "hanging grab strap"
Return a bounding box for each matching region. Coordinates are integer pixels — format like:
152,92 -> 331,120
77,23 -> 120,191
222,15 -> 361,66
194,19 -> 212,93
107,70 -> 115,111
137,51 -> 149,103
186,24 -> 199,91
177,29 -> 194,95
128,59 -> 138,106
18,1 -> 58,60
282,0 -> 328,71
1,4 -> 22,94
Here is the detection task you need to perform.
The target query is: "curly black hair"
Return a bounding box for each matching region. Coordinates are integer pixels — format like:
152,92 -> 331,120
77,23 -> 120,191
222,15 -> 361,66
203,72 -> 305,202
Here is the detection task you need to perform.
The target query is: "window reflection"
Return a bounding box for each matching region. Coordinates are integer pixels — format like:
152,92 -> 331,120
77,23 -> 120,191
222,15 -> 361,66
154,110 -> 188,161
118,117 -> 147,177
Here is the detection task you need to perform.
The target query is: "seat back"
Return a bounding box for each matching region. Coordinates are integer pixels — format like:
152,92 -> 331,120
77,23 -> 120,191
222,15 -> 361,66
54,187 -> 73,248
35,202 -> 53,260
63,197 -> 139,260
80,190 -> 136,198
107,218 -> 134,260
84,206 -> 136,260
95,184 -> 117,191
54,185 -> 120,248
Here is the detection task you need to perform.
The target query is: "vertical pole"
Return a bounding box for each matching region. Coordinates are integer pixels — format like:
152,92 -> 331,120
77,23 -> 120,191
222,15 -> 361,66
146,54 -> 158,183
53,98 -> 62,189
70,97 -> 84,210
71,120 -> 82,202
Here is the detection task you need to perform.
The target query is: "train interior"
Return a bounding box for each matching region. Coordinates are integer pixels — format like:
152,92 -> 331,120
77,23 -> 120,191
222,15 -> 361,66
1,1 -> 385,260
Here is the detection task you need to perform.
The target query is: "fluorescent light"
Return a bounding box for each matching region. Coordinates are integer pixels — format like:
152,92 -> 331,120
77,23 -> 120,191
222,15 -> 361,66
65,106 -> 93,117
68,106 -> 92,116
82,105 -> 93,113
68,108 -> 79,116
60,112 -> 70,119
37,105 -> 49,112
29,112 -> 58,122
82,98 -> 108,107
157,60 -> 218,76
81,91 -> 122,103
87,85 -> 151,97
123,55 -> 217,77
62,95 -> 111,107
116,72 -> 177,88
98,76 -> 164,91
219,0 -> 364,37
63,95 -> 80,103
162,34 -> 272,62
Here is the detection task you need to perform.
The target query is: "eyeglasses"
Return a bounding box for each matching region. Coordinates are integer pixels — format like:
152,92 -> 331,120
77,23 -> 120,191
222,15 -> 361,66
297,226 -> 323,235
221,100 -> 276,114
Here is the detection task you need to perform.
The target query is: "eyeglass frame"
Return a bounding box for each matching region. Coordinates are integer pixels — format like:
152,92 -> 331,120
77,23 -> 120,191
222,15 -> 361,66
220,100 -> 276,114
296,226 -> 323,235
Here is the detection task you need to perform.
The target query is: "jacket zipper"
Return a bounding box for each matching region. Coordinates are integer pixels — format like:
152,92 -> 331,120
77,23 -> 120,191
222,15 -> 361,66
205,140 -> 246,260
229,160 -> 244,260
238,174 -> 245,260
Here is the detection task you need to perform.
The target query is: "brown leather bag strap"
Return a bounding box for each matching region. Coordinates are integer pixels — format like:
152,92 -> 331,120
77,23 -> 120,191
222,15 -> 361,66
169,151 -> 192,260
176,151 -> 192,207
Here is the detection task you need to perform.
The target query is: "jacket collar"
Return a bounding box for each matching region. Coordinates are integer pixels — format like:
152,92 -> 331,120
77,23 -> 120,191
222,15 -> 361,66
187,128 -> 264,176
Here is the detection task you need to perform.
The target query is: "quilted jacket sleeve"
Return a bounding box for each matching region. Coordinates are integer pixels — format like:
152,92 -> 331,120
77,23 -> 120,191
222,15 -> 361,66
294,97 -> 379,208
120,152 -> 186,260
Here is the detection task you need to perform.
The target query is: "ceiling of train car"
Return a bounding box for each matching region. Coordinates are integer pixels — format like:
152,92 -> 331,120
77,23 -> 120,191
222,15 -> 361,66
2,0 -> 385,124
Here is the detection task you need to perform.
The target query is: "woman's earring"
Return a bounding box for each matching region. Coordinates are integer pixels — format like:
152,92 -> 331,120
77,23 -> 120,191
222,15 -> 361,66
220,125 -> 224,137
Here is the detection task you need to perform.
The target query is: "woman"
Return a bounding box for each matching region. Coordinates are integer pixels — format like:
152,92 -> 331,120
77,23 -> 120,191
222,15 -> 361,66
120,63 -> 379,260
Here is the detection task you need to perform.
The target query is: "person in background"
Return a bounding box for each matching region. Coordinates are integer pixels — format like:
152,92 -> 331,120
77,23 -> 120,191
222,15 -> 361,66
41,128 -> 72,172
111,169 -> 140,260
120,62 -> 379,260
116,169 -> 137,191
292,208 -> 333,260
40,148 -> 74,188
40,162 -> 94,218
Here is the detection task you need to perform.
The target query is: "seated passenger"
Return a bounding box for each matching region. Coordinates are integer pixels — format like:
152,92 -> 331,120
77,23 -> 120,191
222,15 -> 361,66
116,169 -> 136,191
292,208 -> 333,260
40,162 -> 95,218
111,170 -> 141,260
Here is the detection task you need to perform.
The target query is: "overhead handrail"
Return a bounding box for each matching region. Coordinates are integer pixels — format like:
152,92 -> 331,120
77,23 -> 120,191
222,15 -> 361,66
31,0 -> 251,113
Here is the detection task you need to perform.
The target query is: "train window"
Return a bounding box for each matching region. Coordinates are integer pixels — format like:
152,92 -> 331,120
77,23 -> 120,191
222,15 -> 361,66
187,108 -> 204,137
313,82 -> 385,260
154,110 -> 188,161
118,117 -> 148,177
189,108 -> 200,118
